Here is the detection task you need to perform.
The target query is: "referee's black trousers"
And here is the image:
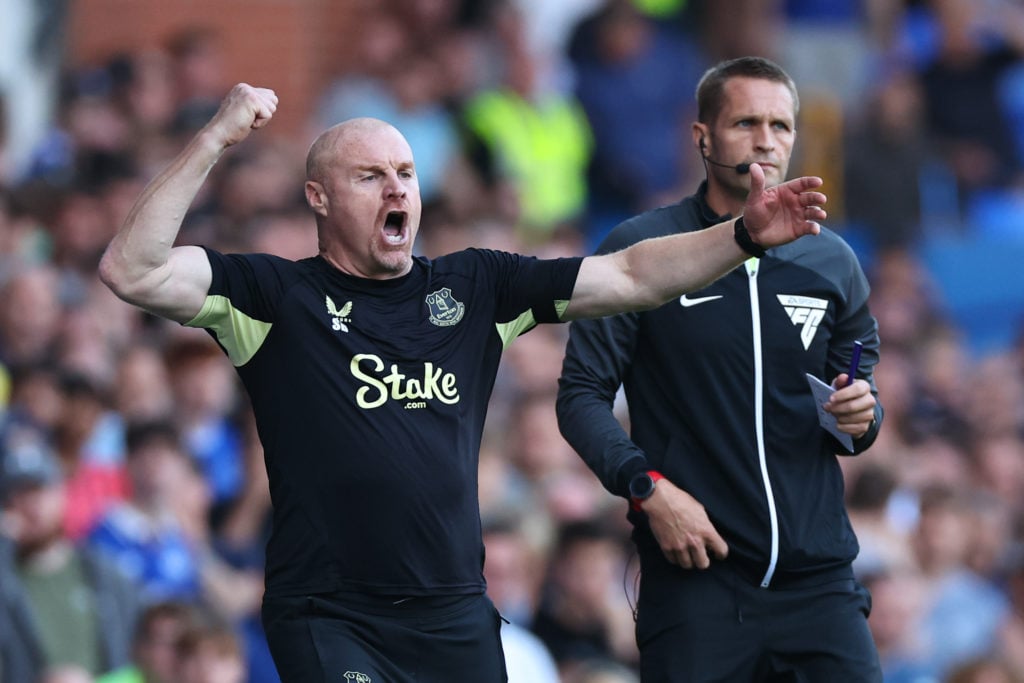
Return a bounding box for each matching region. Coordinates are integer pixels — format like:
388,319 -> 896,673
635,560 -> 882,683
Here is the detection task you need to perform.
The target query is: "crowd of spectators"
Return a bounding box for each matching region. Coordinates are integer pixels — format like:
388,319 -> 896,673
2,0 -> 1024,682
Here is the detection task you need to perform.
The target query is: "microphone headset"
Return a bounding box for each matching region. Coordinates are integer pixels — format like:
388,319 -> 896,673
700,137 -> 750,175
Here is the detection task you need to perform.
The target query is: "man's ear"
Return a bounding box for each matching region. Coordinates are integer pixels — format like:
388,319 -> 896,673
692,122 -> 709,153
305,180 -> 327,217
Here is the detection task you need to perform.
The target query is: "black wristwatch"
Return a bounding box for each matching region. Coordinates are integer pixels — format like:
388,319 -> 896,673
629,470 -> 664,511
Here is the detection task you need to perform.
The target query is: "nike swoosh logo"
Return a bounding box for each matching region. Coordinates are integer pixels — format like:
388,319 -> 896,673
679,294 -> 723,307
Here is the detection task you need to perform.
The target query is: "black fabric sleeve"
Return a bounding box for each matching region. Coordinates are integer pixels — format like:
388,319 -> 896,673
824,238 -> 884,455
557,310 -> 650,498
555,221 -> 658,497
200,247 -> 290,321
475,249 -> 583,324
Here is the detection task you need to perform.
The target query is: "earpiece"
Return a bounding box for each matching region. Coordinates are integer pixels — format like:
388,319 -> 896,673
699,136 -> 750,175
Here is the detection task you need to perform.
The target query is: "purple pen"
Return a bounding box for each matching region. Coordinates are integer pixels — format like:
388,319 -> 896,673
846,341 -> 863,386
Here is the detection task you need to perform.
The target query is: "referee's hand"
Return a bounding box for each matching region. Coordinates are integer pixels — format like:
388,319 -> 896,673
638,479 -> 729,570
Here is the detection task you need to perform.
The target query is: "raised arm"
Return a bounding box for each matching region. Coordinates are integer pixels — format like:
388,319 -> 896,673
98,84 -> 278,323
563,163 -> 825,320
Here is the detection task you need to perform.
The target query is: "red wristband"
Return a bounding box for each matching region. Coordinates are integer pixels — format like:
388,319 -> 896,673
629,470 -> 665,511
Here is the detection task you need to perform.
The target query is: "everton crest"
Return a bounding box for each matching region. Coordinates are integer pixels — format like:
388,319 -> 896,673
425,287 -> 465,327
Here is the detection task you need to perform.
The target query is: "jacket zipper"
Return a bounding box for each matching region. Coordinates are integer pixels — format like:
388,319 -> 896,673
746,258 -> 779,588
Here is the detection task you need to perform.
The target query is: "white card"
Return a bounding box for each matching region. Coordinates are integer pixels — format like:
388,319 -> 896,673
805,373 -> 854,453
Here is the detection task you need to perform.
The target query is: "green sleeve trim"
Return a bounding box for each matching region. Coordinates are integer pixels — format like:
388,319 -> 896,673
554,299 -> 570,321
496,310 -> 538,349
185,294 -> 272,367
495,298 -> 570,348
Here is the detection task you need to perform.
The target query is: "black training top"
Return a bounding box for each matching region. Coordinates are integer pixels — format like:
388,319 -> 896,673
187,248 -> 582,599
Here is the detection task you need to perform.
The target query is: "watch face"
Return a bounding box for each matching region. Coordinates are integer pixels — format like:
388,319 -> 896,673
630,472 -> 655,500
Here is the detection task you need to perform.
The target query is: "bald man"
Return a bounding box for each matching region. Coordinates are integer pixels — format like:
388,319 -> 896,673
100,83 -> 827,682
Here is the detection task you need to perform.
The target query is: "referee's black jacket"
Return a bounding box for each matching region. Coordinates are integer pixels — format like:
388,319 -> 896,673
557,183 -> 883,591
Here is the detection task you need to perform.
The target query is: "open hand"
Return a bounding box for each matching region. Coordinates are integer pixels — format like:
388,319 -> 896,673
742,163 -> 826,248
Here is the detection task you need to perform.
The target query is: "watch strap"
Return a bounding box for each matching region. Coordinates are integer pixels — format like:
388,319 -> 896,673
734,216 -> 766,258
630,470 -> 665,511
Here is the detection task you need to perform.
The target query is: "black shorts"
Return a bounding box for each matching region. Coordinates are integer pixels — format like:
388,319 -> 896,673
262,591 -> 508,683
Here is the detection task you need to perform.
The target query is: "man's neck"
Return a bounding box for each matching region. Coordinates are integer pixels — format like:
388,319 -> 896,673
320,250 -> 412,280
703,182 -> 746,219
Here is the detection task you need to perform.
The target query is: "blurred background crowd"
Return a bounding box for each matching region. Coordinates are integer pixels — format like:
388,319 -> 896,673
2,0 -> 1024,682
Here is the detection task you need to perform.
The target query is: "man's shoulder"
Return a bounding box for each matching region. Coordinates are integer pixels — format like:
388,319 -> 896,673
420,250 -> 488,284
207,248 -> 318,274
778,224 -> 861,260
209,251 -> 327,300
428,249 -> 482,267
429,248 -> 546,277
772,225 -> 872,294
602,200 -> 701,253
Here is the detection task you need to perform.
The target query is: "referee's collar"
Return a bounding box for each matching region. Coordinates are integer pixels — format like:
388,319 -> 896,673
695,181 -> 732,228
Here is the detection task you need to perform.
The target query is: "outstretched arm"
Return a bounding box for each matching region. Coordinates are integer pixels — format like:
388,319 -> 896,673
99,83 -> 279,323
563,163 -> 825,320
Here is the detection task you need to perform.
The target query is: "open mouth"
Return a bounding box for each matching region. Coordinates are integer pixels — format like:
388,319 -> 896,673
383,211 -> 407,243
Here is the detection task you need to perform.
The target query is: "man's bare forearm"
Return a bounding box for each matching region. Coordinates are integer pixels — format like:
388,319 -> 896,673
99,84 -> 279,322
563,166 -> 825,320
616,220 -> 746,308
